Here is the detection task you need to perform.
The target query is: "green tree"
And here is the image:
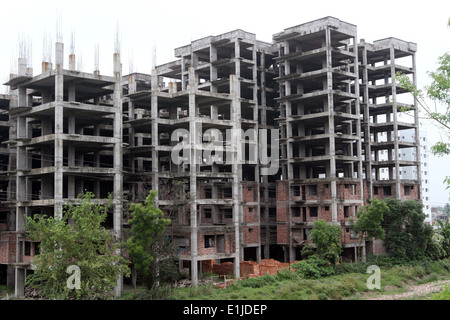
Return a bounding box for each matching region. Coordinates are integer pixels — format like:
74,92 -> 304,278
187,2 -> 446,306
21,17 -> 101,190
147,231 -> 180,286
25,192 -> 130,300
435,219 -> 450,257
382,198 -> 433,260
395,18 -> 450,190
309,219 -> 342,264
126,190 -> 172,290
351,198 -> 387,241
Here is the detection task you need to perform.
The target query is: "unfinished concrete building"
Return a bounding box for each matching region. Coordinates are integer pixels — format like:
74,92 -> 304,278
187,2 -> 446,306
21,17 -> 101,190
358,37 -> 421,202
0,16 -> 422,296
0,93 -> 14,288
2,42 -> 124,296
123,30 -> 280,285
273,17 -> 365,261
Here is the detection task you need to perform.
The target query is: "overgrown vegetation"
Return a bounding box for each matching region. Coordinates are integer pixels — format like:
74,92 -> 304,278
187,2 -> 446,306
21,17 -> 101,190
309,219 -> 342,264
382,199 -> 434,261
351,198 -> 387,241
126,190 -> 173,291
0,285 -> 13,298
155,257 -> 450,300
133,197 -> 450,300
25,192 -> 130,300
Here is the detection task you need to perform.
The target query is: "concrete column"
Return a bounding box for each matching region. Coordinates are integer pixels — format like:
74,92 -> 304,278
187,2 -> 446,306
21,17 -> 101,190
113,51 -> 123,297
352,35 -> 364,206
68,81 -> 75,102
210,45 -> 218,93
181,56 -> 187,91
151,69 -> 159,195
7,265 -> 15,288
69,54 -> 76,71
54,42 -> 64,219
361,42 -> 373,200
188,67 -> 199,286
252,43 -> 258,121
325,28 -> 337,222
17,58 -> 27,109
14,268 -> 25,298
389,46 -> 401,199
260,52 -> 267,116
230,74 -> 241,279
361,243 -> 367,262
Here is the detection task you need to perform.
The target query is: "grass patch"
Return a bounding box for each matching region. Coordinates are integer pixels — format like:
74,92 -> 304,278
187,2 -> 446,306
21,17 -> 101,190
0,285 -> 14,298
121,258 -> 450,300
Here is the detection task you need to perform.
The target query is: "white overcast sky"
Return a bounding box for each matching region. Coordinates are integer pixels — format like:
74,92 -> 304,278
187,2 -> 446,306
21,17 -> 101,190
0,0 -> 449,205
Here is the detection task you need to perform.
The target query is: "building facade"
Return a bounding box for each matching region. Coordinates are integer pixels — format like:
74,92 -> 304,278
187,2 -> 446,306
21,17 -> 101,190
0,16 -> 422,296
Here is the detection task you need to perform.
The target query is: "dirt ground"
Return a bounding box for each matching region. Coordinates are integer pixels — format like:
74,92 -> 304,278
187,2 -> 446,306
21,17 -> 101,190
366,280 -> 450,300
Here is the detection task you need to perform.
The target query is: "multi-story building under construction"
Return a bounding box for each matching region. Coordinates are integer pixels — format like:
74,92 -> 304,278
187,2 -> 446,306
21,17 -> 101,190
0,16 -> 421,297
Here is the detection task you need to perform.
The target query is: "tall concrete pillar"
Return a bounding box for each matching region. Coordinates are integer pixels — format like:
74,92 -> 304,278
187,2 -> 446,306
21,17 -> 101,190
54,42 -> 64,219
113,51 -> 123,297
188,67 -> 199,286
230,74 -> 241,279
325,28 -> 338,223
151,69 -> 159,196
389,46 -> 401,200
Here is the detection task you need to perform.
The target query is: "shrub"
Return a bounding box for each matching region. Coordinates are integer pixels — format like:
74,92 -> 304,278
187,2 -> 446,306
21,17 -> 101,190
301,245 -> 316,260
291,255 -> 335,279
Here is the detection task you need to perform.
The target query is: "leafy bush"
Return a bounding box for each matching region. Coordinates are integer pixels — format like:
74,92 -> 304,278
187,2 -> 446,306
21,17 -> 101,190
310,220 -> 342,263
301,245 -> 315,260
291,256 -> 335,279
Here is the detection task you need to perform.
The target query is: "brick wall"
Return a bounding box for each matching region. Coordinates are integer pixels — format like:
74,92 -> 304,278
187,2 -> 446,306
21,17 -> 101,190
400,184 -> 420,200
243,226 -> 259,244
243,206 -> 258,223
0,232 -> 16,264
276,180 -> 289,201
367,183 -> 420,202
336,182 -> 361,200
242,185 -> 256,202
212,261 -> 234,275
276,203 -> 288,222
341,227 -> 360,244
196,232 -> 235,256
277,225 -> 289,244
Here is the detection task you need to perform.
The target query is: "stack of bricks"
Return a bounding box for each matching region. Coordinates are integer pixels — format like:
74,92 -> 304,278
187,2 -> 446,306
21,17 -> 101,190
212,262 -> 235,276
259,259 -> 291,276
239,261 -> 259,278
201,260 -> 215,274
207,259 -> 297,279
